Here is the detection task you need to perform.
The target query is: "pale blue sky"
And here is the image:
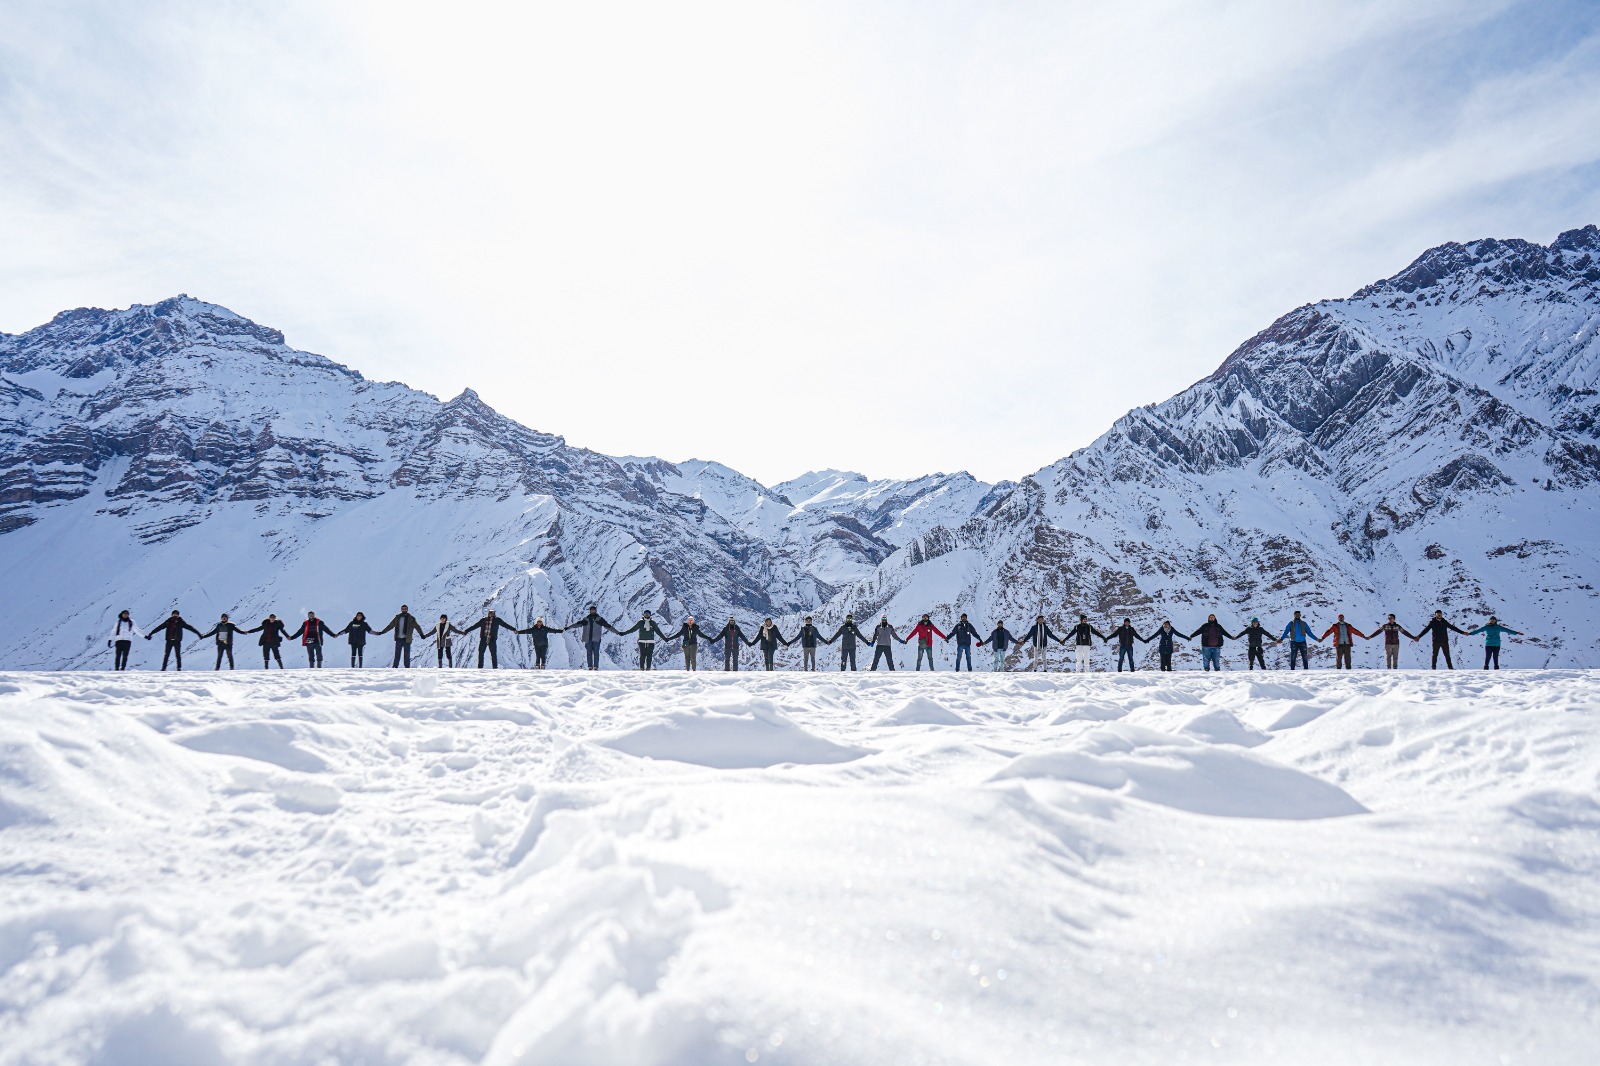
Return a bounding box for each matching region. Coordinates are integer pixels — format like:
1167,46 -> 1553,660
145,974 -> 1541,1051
3,0 -> 1599,484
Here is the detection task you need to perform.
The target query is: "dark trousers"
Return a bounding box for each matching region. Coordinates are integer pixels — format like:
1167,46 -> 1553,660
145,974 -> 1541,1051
762,647 -> 776,670
534,646 -> 548,669
724,643 -> 739,671
1484,646 -> 1500,669
954,644 -> 972,671
306,643 -> 323,668
351,645 -> 364,667
1432,642 -> 1453,669
215,644 -> 234,670
915,644 -> 935,670
1159,649 -> 1173,671
114,640 -> 131,670
161,641 -> 182,671
263,645 -> 283,668
639,643 -> 655,670
586,641 -> 601,670
1117,645 -> 1135,671
1248,645 -> 1266,670
839,646 -> 856,671
684,644 -> 697,670
478,642 -> 498,668
437,644 -> 453,667
1335,644 -> 1352,669
392,640 -> 412,668
871,645 -> 895,670
1288,642 -> 1310,670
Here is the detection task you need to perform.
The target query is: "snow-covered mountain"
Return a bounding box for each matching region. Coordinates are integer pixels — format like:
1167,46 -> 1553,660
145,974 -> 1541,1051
3,227 -> 1598,668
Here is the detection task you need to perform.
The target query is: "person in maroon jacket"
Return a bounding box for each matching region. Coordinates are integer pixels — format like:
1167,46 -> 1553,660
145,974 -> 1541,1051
287,611 -> 337,668
144,610 -> 201,671
1370,614 -> 1417,669
1186,615 -> 1237,672
907,614 -> 947,670
1319,614 -> 1368,670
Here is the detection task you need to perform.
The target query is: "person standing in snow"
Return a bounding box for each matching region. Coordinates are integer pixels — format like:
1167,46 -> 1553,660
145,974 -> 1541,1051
1104,617 -> 1148,672
1152,620 -> 1187,671
1187,614 -> 1237,672
1465,616 -> 1523,670
145,610 -> 201,671
518,616 -> 566,669
1319,615 -> 1367,670
948,613 -> 982,672
336,611 -> 374,667
907,614 -> 947,670
377,605 -> 425,668
199,613 -> 248,670
752,618 -> 788,671
288,611 -> 336,668
830,614 -> 869,671
108,610 -> 142,670
1018,615 -> 1058,672
570,605 -> 615,671
1370,614 -> 1416,670
619,610 -> 668,670
245,614 -> 289,668
1414,610 -> 1468,670
982,621 -> 1016,671
709,616 -> 751,671
1241,618 -> 1277,670
1279,611 -> 1319,670
869,616 -> 902,670
1067,614 -> 1106,673
426,613 -> 462,668
793,616 -> 832,671
460,609 -> 517,669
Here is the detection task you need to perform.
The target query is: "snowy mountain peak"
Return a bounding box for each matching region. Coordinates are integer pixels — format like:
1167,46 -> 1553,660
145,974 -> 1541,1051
1353,226 -> 1600,302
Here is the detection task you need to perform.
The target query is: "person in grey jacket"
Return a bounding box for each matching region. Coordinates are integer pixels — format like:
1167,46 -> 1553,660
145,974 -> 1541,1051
870,617 -> 902,671
108,611 -> 142,670
619,610 -> 667,670
426,614 -> 463,668
377,605 -> 425,668
570,606 -> 616,670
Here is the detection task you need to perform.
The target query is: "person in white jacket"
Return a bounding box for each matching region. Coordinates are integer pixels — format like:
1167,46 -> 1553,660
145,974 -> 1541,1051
108,610 -> 141,670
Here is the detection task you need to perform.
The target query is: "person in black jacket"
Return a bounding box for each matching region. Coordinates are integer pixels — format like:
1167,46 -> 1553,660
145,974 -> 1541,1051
794,616 -> 832,671
830,614 -> 868,671
1019,616 -> 1058,671
949,613 -> 982,672
710,617 -> 752,671
619,611 -> 668,670
753,618 -> 788,671
199,613 -> 249,670
377,605 -> 425,668
288,611 -> 336,668
1104,618 -> 1147,672
336,612 -> 375,667
982,621 -> 1016,671
519,616 -> 566,669
570,606 -> 615,670
1067,615 -> 1106,673
1152,621 -> 1187,671
460,609 -> 517,668
1413,610 -> 1467,669
1241,618 -> 1278,670
245,614 -> 288,668
145,610 -> 201,671
1188,614 -> 1237,672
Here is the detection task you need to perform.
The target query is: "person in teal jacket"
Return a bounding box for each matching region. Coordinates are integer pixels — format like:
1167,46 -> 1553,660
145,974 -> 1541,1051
1465,616 -> 1523,670
1279,611 -> 1320,670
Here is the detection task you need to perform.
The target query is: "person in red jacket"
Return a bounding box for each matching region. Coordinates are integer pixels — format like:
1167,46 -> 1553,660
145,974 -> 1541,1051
288,611 -> 337,668
907,614 -> 947,670
1319,614 -> 1368,670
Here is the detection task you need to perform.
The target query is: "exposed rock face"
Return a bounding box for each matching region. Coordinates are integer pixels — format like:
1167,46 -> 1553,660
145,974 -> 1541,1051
4,229 -> 1599,667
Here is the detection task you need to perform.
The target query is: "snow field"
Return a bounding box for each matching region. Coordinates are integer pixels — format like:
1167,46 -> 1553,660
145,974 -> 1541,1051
1,671 -> 1597,1065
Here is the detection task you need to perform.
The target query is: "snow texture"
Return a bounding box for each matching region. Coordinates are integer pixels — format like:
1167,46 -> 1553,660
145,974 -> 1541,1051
2,671 -> 1598,1065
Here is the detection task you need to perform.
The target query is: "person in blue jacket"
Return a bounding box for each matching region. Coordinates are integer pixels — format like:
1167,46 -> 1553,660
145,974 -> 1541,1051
1280,611 -> 1319,670
1465,616 -> 1523,670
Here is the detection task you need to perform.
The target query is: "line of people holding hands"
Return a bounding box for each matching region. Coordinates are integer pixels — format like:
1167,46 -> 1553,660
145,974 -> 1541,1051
108,601 -> 1525,672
